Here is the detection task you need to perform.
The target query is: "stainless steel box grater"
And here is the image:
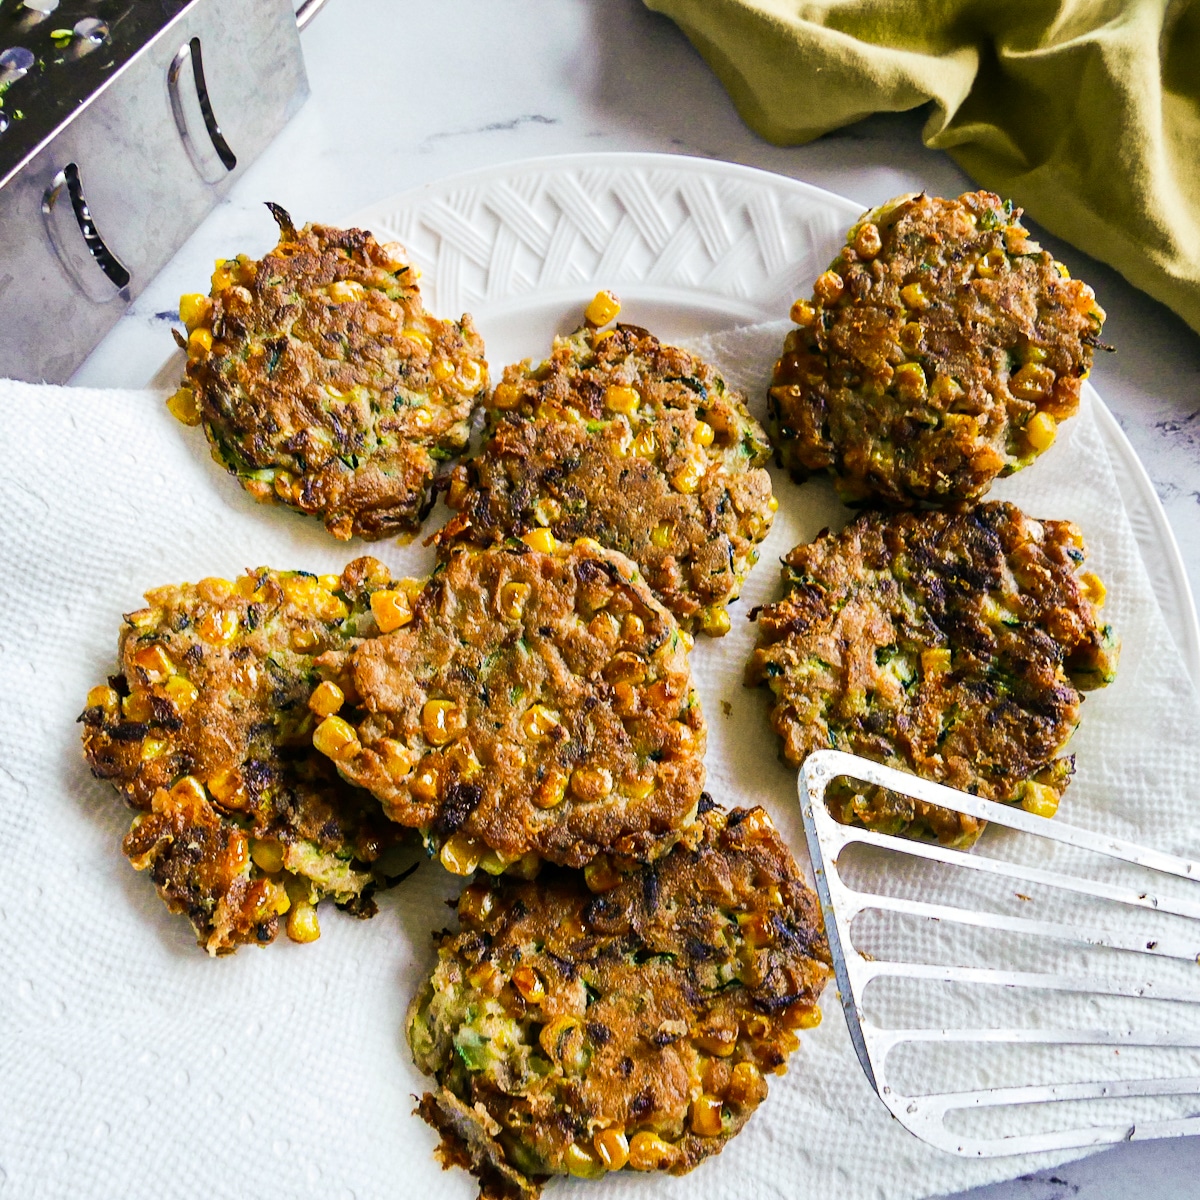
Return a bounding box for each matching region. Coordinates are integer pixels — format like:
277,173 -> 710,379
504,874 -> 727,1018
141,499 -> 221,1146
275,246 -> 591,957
0,0 -> 317,382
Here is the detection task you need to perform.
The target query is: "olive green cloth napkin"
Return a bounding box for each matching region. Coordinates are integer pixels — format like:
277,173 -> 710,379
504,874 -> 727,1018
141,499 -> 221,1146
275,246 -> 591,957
644,0 -> 1200,334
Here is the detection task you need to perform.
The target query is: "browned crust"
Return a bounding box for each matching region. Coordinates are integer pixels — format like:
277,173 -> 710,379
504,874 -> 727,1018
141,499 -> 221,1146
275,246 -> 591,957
440,323 -> 774,634
746,502 -> 1118,844
319,541 -> 707,870
768,191 -> 1108,504
407,803 -> 831,1195
180,207 -> 488,540
80,563 -> 405,953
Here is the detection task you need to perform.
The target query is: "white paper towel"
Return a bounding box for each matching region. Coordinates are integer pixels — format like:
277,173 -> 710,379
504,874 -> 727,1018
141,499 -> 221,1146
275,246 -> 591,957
2,325 -> 1200,1200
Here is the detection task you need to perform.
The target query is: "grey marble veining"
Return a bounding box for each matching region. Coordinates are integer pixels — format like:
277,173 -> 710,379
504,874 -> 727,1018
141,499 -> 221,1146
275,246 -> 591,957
70,4 -> 1200,1193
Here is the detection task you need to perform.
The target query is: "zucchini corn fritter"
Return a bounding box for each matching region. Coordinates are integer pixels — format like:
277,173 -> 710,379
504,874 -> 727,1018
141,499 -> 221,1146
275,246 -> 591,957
746,502 -> 1118,845
439,293 -> 776,636
769,191 -> 1109,505
311,538 -> 707,874
409,801 -> 830,1200
80,562 -> 407,954
168,203 -> 488,541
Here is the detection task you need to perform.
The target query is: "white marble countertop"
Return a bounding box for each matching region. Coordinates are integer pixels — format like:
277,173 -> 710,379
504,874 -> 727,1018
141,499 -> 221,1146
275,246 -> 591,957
72,2 -> 1200,1196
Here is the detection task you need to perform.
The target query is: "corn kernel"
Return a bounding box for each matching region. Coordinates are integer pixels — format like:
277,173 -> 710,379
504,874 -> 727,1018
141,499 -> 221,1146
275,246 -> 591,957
521,528 -> 559,555
650,521 -> 673,549
458,882 -> 495,925
784,1003 -> 823,1030
132,644 -> 174,682
492,382 -> 521,410
1079,570 -> 1107,607
922,648 -> 951,677
789,298 -> 816,326
585,290 -> 621,327
1011,364 -> 1056,402
371,589 -> 413,633
197,608 -> 239,645
699,606 -> 731,637
313,715 -> 361,762
630,428 -> 657,458
974,248 -> 1007,278
287,902 -> 321,943
139,737 -> 168,761
621,613 -> 645,644
571,766 -> 613,802
178,293 -> 210,331
308,681 -> 345,718
539,1015 -> 582,1060
169,775 -> 206,806
900,281 -> 929,310
292,628 -> 319,652
86,684 -> 119,715
534,765 -> 569,809
691,1095 -> 724,1137
1025,410 -> 1058,452
422,699 -> 463,746
1022,781 -> 1060,818
605,385 -> 640,414
166,385 -> 201,426
768,496 -> 779,512
439,831 -> 483,875
431,358 -> 456,382
379,738 -> 414,780
411,406 -> 433,429
565,1143 -> 606,1179
854,222 -> 882,259
188,327 -> 213,357
727,1061 -> 765,1105
693,420 -> 715,447
521,705 -> 560,740
326,280 -> 363,303
899,321 -> 924,354
410,758 -> 441,800
457,358 -> 484,393
1055,261 -> 1071,279
894,361 -> 927,399
402,328 -> 433,353
628,1132 -> 675,1171
499,581 -> 531,620
164,675 -> 199,712
584,855 -> 622,893
250,838 -> 284,874
672,456 -> 704,494
507,851 -> 541,880
813,270 -> 844,304
594,1129 -> 629,1171
512,965 -> 545,1003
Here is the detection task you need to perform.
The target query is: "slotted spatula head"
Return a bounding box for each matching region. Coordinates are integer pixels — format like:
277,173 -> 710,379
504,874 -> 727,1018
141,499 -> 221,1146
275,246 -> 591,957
799,749 -> 1200,1157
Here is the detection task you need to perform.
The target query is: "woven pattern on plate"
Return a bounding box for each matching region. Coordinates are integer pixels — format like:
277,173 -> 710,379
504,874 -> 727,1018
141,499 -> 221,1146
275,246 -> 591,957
366,159 -> 860,317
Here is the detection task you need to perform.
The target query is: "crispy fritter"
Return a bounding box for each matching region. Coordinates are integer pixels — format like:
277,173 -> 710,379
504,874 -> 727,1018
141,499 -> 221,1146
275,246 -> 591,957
312,539 -> 706,874
439,309 -> 775,636
768,191 -> 1109,504
746,502 -> 1118,845
408,801 -> 831,1200
80,562 -> 407,954
169,203 -> 488,540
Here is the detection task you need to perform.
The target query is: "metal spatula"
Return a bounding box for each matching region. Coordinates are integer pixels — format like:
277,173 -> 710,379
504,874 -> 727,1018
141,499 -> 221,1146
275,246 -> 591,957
798,749 -> 1200,1157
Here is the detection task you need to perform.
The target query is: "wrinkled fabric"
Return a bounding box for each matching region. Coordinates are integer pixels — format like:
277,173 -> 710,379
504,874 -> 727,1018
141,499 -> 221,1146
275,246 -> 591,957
644,0 -> 1200,334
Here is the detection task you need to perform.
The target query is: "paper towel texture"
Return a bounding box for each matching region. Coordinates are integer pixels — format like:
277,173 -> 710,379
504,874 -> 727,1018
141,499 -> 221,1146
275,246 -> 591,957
2,324 -> 1199,1199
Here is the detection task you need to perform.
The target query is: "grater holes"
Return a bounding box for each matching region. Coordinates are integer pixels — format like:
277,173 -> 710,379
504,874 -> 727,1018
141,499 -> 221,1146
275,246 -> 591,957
167,36 -> 237,181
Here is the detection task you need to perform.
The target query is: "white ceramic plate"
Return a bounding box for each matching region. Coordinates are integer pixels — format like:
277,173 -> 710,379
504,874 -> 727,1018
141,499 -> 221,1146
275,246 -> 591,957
351,151 -> 1200,690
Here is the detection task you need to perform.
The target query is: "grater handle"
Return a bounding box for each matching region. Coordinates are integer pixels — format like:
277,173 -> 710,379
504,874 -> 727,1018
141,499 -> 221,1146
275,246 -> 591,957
296,0 -> 333,31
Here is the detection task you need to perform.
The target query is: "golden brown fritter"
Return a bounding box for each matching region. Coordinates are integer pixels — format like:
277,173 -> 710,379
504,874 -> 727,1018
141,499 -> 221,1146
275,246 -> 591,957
440,303 -> 775,636
168,203 -> 488,540
746,502 -> 1118,845
408,801 -> 831,1200
80,563 -> 407,954
311,539 -> 706,875
768,191 -> 1109,505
